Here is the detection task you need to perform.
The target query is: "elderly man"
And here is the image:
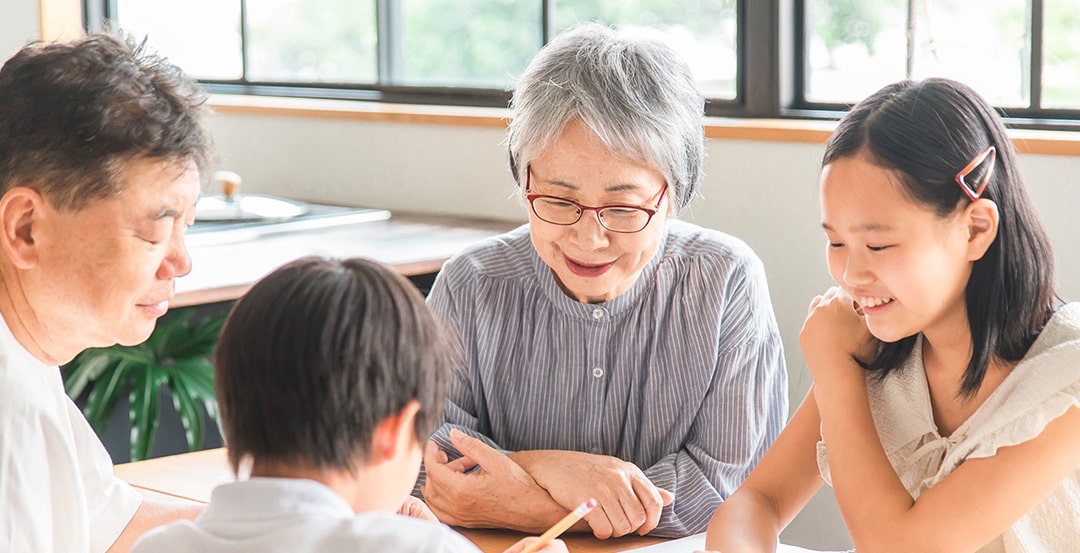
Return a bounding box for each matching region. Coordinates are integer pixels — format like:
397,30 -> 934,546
0,34 -> 211,552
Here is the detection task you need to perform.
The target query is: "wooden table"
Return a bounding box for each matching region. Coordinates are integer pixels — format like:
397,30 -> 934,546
114,448 -> 670,552
173,213 -> 515,307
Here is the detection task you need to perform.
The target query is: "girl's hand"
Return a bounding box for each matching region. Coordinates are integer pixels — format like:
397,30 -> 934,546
800,286 -> 876,380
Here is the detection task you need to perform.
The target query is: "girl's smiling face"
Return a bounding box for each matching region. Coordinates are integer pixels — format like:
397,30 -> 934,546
820,153 -> 977,345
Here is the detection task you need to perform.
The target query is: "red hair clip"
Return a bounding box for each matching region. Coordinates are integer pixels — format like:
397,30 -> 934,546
955,145 -> 996,201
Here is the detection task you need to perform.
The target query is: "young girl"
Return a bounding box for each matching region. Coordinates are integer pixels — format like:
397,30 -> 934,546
702,78 -> 1080,553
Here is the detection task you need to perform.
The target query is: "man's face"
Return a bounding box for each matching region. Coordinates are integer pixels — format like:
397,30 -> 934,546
28,157 -> 199,361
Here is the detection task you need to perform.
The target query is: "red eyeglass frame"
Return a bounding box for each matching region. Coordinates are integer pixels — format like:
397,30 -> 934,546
524,165 -> 668,233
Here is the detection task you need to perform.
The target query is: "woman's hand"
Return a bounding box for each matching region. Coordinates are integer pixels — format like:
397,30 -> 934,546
800,286 -> 876,384
397,495 -> 438,521
503,537 -> 568,553
421,429 -> 567,533
509,449 -> 674,538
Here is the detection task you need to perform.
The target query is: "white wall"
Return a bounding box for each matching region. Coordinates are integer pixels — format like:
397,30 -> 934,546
0,0 -> 39,59
209,111 -> 1080,549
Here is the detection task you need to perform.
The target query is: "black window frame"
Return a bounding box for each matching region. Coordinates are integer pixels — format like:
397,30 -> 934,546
85,0 -> 1080,131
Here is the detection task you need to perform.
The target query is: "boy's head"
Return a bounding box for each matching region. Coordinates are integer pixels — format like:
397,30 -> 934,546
214,256 -> 450,479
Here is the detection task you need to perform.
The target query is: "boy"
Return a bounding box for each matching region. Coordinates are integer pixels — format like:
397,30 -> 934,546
132,257 -> 562,552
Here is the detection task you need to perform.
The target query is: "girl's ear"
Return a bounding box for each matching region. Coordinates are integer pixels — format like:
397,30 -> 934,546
964,198 -> 1000,262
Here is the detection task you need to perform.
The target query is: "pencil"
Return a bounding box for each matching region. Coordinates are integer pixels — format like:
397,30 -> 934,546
520,498 -> 598,553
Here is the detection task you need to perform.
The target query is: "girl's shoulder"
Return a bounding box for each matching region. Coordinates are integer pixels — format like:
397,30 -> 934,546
953,302 -> 1080,459
853,314 -> 1080,495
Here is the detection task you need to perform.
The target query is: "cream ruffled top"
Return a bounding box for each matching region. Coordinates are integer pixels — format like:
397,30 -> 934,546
817,302 -> 1080,553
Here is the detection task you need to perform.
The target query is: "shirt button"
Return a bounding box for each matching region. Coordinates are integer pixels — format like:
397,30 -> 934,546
592,367 -> 604,378
592,308 -> 604,320
590,447 -> 602,454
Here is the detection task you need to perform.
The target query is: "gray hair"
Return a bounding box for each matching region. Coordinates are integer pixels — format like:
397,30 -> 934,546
507,23 -> 705,212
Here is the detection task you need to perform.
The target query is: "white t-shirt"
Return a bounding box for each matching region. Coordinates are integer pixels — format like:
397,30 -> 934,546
0,316 -> 142,552
817,302 -> 1080,553
132,477 -> 482,553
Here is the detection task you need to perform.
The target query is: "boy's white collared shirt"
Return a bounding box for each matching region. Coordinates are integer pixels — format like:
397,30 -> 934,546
132,477 -> 481,553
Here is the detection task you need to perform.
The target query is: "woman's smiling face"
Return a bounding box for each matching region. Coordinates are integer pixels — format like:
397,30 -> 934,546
526,120 -> 670,304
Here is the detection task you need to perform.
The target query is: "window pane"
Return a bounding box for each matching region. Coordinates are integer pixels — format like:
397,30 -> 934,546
1044,0 -> 1080,109
910,0 -> 1028,107
398,1 -> 541,88
116,0 -> 242,80
555,0 -> 738,100
805,0 -> 907,103
806,0 -> 1030,107
246,0 -> 376,83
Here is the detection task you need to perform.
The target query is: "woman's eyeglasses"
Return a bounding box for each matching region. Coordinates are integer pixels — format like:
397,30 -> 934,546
524,166 -> 667,234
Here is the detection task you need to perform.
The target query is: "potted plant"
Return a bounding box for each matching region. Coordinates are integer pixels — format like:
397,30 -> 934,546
61,307 -> 227,462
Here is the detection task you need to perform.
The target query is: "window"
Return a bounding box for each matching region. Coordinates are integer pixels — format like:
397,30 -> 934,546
94,0 -> 737,107
798,0 -> 1080,125
88,1 -> 1077,127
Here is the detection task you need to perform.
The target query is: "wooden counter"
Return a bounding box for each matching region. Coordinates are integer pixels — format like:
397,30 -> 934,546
173,213 -> 516,307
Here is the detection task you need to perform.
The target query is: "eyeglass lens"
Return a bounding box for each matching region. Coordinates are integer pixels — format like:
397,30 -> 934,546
530,197 -> 651,232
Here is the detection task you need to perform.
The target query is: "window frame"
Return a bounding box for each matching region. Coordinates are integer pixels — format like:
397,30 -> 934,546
84,0 -> 1080,131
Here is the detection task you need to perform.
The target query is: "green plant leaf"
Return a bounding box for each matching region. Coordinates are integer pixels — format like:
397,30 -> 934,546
128,366 -> 165,462
103,347 -> 156,366
63,351 -> 116,399
169,376 -> 204,452
188,313 -> 227,350
141,312 -> 188,366
83,359 -> 131,433
170,356 -> 220,424
63,306 -> 227,461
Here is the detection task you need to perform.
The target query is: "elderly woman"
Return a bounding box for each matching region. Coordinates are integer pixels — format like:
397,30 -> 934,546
0,35 -> 210,551
419,23 -> 788,539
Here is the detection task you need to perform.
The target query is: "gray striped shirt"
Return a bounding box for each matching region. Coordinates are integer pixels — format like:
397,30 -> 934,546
426,220 -> 788,537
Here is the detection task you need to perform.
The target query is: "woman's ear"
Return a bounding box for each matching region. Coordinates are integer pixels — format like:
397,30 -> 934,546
370,399 -> 422,463
0,187 -> 45,269
964,198 -> 1000,262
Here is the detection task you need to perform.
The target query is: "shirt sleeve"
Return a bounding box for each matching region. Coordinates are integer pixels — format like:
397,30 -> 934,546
643,255 -> 789,537
70,400 -> 143,553
1,389 -> 141,553
1,404 -> 65,552
415,261 -> 508,496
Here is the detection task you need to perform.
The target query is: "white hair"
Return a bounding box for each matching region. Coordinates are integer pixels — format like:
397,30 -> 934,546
507,22 -> 705,212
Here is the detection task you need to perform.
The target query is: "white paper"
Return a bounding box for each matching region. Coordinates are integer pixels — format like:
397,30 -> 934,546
617,533 -> 844,552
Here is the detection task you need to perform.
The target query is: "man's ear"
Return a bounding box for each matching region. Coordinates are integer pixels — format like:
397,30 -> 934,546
370,399 -> 422,463
0,187 -> 45,269
964,198 -> 1000,262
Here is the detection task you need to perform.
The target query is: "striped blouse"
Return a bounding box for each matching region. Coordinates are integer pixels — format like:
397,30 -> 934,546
426,220 -> 788,537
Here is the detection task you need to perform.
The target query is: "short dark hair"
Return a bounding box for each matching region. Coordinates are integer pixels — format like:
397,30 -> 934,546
823,78 -> 1057,397
0,33 -> 211,210
214,257 -> 451,473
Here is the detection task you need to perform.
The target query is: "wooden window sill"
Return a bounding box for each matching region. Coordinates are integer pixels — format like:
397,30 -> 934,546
209,94 -> 1080,157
